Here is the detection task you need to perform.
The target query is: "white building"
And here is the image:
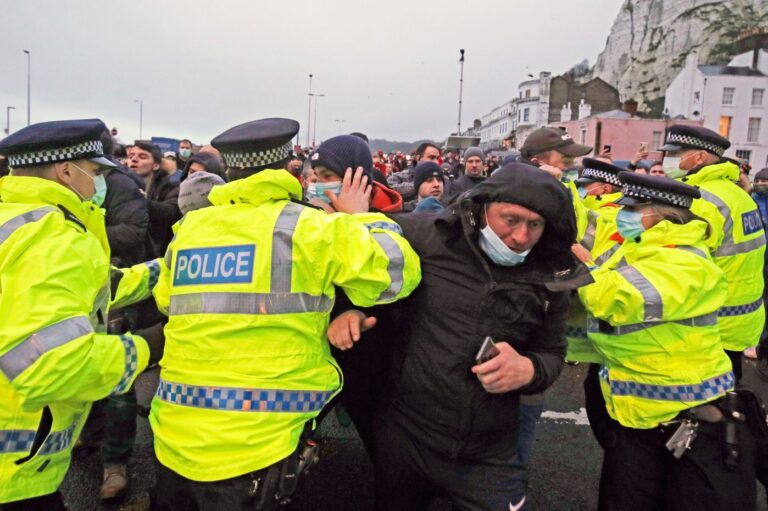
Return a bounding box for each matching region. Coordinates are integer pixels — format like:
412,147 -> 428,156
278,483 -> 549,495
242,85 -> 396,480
477,72 -> 551,152
664,49 -> 768,169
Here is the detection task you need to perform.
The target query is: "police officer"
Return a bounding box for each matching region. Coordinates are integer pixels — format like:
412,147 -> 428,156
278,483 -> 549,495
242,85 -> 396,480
660,125 -> 766,380
0,119 -> 163,509
580,172 -> 756,510
146,118 -> 421,510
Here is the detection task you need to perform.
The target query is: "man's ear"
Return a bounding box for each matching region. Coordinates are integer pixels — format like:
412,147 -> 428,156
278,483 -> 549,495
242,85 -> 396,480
52,161 -> 73,184
152,161 -> 161,172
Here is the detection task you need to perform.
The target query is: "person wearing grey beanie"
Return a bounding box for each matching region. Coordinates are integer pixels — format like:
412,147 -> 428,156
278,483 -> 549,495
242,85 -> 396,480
177,171 -> 225,215
446,146 -> 487,201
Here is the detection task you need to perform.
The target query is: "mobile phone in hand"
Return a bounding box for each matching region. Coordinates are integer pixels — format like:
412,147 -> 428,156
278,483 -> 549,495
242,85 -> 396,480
475,336 -> 500,364
603,144 -> 612,153
639,142 -> 648,152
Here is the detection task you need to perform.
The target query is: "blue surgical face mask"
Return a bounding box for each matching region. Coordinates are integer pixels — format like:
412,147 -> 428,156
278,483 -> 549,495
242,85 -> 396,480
478,208 -> 531,266
577,186 -> 589,200
616,208 -> 647,240
70,162 -> 107,207
179,148 -> 192,159
662,156 -> 686,179
307,181 -> 342,204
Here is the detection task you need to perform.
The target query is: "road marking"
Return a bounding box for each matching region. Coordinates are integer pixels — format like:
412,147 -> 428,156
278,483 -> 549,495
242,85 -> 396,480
540,408 -> 590,425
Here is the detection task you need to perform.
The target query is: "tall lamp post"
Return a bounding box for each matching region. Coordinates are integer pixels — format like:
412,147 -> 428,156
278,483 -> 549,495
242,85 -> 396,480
310,93 -> 325,147
135,99 -> 143,140
334,119 -> 346,134
306,74 -> 313,148
23,50 -> 30,126
457,49 -> 465,134
5,106 -> 16,136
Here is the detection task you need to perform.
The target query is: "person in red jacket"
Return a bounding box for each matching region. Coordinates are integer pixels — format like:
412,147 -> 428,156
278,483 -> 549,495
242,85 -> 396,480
308,135 -> 403,213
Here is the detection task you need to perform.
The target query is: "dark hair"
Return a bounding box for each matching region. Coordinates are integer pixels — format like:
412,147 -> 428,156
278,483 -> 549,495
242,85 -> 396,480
416,142 -> 439,158
132,141 -> 162,163
179,138 -> 193,146
650,160 -> 663,167
99,129 -> 116,156
181,152 -> 226,182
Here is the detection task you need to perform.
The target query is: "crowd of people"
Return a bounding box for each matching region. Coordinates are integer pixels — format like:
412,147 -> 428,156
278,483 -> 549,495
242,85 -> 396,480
1,116 -> 768,511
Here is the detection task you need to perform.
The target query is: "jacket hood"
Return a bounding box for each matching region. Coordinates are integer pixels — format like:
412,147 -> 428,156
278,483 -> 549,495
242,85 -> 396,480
461,162 -> 578,261
207,169 -> 302,207
371,181 -> 403,213
681,160 -> 740,186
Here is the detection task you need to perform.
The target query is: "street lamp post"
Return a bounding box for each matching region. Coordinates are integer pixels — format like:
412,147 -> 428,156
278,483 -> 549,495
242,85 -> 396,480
5,106 -> 16,136
334,119 -> 346,134
306,74 -> 313,148
311,93 -> 325,146
135,99 -> 143,140
457,49 -> 465,134
23,50 -> 30,126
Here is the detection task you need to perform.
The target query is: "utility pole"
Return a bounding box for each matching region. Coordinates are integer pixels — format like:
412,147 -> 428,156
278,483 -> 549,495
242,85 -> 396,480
306,74 -> 313,147
457,49 -> 465,134
311,93 -> 325,146
23,50 -> 30,126
335,119 -> 346,134
5,106 -> 16,135
135,99 -> 143,140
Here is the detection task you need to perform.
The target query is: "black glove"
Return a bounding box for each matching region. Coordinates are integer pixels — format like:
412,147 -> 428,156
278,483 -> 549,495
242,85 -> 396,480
134,322 -> 165,365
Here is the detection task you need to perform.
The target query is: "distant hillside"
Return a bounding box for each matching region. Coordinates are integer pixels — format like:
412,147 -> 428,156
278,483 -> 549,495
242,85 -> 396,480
368,138 -> 439,154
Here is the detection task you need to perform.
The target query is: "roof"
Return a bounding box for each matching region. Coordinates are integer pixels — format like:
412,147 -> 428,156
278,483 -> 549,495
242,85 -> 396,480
591,109 -> 632,119
698,65 -> 765,77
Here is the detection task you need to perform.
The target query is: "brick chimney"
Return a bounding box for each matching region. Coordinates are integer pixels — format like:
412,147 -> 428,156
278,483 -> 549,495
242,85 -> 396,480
623,99 -> 638,116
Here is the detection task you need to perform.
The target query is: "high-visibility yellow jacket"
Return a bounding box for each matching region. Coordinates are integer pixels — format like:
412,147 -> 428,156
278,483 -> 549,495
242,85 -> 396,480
579,219 -> 732,429
681,161 -> 766,351
582,191 -> 623,212
0,176 -> 149,503
150,169 -> 421,482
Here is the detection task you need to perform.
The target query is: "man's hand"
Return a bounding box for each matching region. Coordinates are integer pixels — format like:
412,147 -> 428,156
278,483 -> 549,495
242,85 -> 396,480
471,342 -> 534,393
537,163 -> 563,181
327,167 -> 371,214
630,150 -> 649,166
571,243 -> 594,264
327,310 -> 377,350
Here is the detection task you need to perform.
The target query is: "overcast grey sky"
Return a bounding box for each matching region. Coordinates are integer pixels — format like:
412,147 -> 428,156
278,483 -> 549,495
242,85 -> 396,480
1,0 -> 623,145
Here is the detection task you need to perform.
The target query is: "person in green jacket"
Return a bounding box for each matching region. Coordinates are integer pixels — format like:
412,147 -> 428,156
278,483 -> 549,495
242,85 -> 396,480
0,119 -> 163,509
146,118 -> 421,511
580,171 -> 756,510
660,124 -> 766,380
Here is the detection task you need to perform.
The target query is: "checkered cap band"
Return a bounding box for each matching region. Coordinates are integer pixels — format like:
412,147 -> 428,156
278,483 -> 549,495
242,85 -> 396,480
622,183 -> 694,208
666,132 -> 725,156
582,167 -> 621,186
222,141 -> 292,168
7,140 -> 104,167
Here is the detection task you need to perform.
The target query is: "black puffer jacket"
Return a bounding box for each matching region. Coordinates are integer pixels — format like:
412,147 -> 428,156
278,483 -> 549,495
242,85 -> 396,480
104,165 -> 148,266
385,162 -> 592,460
146,169 -> 181,258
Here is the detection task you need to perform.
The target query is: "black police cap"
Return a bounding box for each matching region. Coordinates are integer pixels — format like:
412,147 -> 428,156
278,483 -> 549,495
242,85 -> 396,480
658,125 -> 730,157
0,118 -> 116,169
575,157 -> 624,187
615,171 -> 701,209
211,118 -> 299,169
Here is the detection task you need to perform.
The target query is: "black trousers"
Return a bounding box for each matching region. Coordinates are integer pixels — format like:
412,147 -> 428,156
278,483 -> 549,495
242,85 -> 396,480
0,492 -> 67,511
372,415 -> 527,511
598,416 -> 756,511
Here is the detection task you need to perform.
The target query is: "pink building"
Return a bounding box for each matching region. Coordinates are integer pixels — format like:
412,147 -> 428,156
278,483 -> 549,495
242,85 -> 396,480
555,110 -> 703,162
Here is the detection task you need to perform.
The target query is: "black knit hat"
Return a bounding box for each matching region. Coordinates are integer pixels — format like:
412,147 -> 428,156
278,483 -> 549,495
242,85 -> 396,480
413,161 -> 445,191
311,135 -> 373,179
755,168 -> 768,181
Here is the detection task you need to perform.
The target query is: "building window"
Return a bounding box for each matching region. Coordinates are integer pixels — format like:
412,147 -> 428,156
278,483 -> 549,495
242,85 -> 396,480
753,89 -> 764,106
693,91 -> 700,103
580,128 -> 587,145
722,87 -> 735,105
518,110 -> 521,122
525,89 -> 531,98
523,108 -> 530,122
652,131 -> 662,150
736,149 -> 752,163
719,116 -> 732,138
748,117 -> 761,143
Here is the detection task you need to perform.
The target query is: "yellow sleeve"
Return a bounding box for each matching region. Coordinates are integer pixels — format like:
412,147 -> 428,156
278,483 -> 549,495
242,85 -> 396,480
110,259 -> 162,310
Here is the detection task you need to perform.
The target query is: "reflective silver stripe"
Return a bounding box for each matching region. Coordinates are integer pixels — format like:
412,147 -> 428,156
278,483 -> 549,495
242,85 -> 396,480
587,312 -> 718,336
0,207 -> 57,245
169,292 -> 333,315
594,244 -> 620,266
700,190 -> 766,256
372,232 -> 405,302
719,297 -> 764,317
677,245 -> 708,259
617,265 -> 663,320
580,210 -> 598,250
0,316 -> 92,381
0,421 -> 78,455
364,221 -> 404,236
603,370 -> 734,402
90,284 -> 110,333
271,203 -> 302,293
156,379 -> 333,413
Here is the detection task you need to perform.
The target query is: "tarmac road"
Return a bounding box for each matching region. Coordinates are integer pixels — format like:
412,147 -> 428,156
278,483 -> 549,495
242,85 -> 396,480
60,359 -> 768,510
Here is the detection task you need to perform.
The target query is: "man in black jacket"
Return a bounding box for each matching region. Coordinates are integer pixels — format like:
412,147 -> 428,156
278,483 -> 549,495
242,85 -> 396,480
127,141 -> 181,258
330,162 -> 591,510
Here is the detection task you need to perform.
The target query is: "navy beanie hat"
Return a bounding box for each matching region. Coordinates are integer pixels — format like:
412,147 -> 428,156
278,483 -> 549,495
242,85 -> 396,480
413,161 -> 445,191
311,135 -> 373,179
